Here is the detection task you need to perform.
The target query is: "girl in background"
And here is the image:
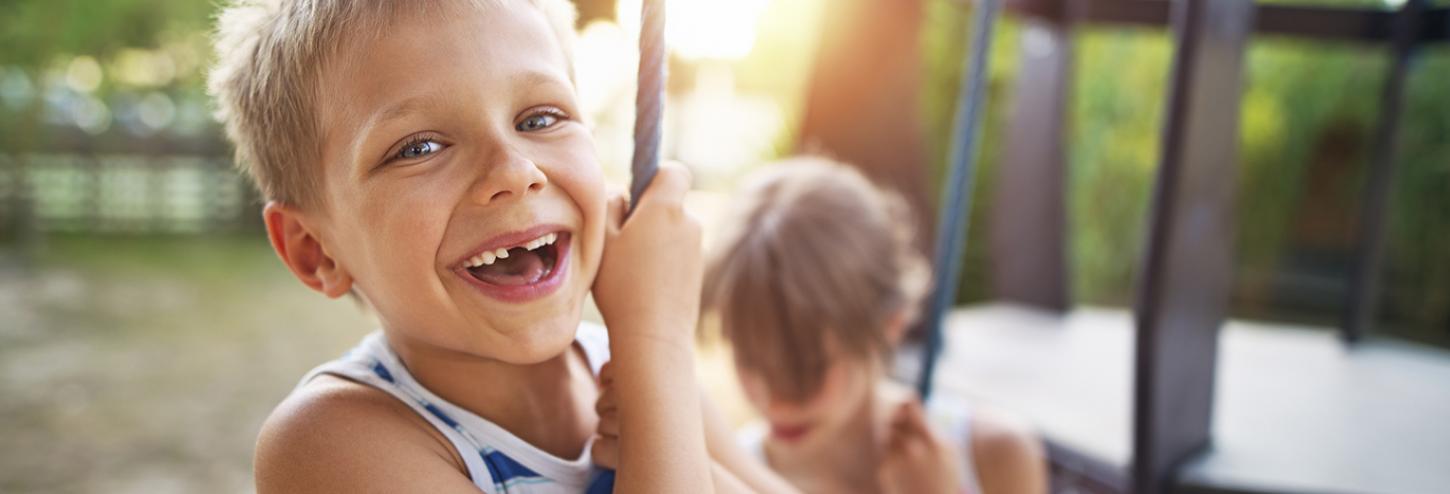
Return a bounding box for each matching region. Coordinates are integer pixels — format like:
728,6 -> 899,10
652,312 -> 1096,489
702,157 -> 1049,494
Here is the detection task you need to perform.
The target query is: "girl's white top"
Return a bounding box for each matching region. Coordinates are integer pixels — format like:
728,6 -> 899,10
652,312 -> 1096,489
737,392 -> 985,494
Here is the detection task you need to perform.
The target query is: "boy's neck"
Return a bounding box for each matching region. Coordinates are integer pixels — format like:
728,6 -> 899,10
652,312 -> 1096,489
386,331 -> 598,460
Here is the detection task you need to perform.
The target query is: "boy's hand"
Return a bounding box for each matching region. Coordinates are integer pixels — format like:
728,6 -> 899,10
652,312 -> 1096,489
878,399 -> 963,494
591,162 -> 713,491
593,161 -> 702,344
591,361 -> 620,469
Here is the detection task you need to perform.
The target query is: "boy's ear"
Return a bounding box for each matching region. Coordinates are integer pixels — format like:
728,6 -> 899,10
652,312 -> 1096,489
263,201 -> 354,299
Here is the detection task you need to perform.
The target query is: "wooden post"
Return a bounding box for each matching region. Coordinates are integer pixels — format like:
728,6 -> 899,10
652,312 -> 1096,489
1131,0 -> 1254,492
990,14 -> 1072,312
796,0 -> 933,257
1342,0 -> 1427,344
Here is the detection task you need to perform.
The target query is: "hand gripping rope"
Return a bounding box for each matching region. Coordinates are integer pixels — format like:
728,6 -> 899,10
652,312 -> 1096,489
587,1 -> 664,490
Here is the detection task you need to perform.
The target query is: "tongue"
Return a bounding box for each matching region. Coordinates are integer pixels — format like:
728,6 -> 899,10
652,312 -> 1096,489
470,249 -> 547,286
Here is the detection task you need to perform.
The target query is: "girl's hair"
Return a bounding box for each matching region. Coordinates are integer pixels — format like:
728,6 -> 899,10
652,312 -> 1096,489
703,156 -> 929,402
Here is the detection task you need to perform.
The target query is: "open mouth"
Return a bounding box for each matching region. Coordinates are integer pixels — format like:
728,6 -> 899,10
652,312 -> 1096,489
770,423 -> 812,442
455,228 -> 571,302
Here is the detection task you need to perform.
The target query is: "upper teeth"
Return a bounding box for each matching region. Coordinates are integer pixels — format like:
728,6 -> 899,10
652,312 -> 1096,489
463,232 -> 558,268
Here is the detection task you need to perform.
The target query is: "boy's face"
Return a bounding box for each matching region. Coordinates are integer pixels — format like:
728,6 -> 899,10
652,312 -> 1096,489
306,1 -> 605,363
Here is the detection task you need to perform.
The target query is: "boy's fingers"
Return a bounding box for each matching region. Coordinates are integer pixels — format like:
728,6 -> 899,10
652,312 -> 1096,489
597,410 -> 619,436
595,388 -> 616,415
590,435 -> 619,469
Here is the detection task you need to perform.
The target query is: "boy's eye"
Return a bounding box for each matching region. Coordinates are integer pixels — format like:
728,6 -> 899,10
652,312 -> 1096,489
395,139 -> 444,161
515,109 -> 565,132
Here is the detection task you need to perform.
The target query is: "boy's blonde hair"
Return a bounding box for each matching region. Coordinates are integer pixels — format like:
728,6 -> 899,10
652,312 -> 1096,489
704,157 -> 929,402
208,0 -> 579,208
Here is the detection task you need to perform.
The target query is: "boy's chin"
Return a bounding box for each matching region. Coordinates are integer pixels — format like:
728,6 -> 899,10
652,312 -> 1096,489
478,316 -> 583,365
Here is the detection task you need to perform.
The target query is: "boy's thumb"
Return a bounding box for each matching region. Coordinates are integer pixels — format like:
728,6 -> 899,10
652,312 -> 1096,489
605,189 -> 628,233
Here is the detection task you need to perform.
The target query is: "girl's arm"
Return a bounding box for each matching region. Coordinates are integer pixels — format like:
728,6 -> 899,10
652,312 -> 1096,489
969,409 -> 1049,494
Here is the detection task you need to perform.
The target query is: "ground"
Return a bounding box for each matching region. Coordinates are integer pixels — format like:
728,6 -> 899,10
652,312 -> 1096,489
0,234 -> 752,494
0,236 -> 393,493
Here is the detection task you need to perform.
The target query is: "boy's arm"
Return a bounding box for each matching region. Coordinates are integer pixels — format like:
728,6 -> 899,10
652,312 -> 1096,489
593,162 -> 714,493
608,334 -> 712,492
594,365 -> 795,493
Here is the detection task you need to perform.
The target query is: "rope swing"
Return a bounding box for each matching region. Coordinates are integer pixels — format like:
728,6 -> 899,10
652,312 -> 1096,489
916,0 -> 1002,401
627,0 -> 667,216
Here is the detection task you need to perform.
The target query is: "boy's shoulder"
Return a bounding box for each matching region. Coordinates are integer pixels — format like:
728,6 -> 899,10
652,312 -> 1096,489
254,375 -> 475,492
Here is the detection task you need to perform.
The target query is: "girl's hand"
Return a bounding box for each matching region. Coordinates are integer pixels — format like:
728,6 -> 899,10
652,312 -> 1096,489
878,399 -> 964,494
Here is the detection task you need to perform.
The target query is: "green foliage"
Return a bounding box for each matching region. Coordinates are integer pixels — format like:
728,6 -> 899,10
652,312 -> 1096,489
0,0 -> 214,69
1068,27 -> 1172,304
921,0 -> 1450,344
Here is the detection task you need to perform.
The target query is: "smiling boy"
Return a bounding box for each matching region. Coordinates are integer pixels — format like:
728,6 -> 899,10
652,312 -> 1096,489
208,0 -> 730,491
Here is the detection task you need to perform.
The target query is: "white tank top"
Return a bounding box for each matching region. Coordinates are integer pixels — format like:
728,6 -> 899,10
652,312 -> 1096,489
737,392 -> 985,494
298,323 -> 614,494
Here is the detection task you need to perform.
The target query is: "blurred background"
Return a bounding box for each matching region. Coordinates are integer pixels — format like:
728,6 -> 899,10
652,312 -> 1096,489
0,0 -> 1446,493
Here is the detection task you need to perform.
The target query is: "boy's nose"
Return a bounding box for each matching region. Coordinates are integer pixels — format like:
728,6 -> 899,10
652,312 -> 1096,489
472,150 -> 547,205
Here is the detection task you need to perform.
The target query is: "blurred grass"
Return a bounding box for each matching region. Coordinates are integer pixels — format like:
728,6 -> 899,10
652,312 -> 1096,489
0,235 -> 374,494
0,232 -> 755,493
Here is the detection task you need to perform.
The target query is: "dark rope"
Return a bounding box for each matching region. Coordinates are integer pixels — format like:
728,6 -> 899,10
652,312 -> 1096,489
917,0 -> 1002,401
591,2 -> 667,486
627,0 -> 667,217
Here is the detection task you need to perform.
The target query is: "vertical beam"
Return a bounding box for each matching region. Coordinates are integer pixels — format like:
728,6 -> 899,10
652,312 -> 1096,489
796,0 -> 934,257
990,16 -> 1072,311
1131,0 -> 1253,492
1343,0 -> 1426,344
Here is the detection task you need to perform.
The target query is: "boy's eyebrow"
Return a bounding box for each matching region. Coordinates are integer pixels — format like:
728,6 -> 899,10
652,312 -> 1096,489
508,70 -> 571,92
374,95 -> 433,127
370,70 -> 568,127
